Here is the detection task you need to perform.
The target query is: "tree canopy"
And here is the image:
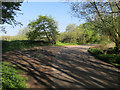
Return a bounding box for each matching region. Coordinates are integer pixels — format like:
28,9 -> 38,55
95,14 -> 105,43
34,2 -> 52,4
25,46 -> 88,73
71,1 -> 120,53
1,2 -> 23,25
27,15 -> 59,44
58,23 -> 101,44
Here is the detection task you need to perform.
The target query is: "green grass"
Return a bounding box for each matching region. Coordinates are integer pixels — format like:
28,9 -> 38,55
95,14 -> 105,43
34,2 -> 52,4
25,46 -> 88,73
54,41 -> 87,46
2,62 -> 28,89
2,40 -> 88,52
88,48 -> 120,68
2,40 -> 51,52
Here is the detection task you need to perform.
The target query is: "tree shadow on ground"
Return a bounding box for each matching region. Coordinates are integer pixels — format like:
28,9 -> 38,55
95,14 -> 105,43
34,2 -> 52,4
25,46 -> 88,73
2,46 -> 120,88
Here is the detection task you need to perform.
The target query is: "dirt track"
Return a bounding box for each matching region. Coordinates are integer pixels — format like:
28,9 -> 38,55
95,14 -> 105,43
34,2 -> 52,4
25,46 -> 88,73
2,45 -> 120,88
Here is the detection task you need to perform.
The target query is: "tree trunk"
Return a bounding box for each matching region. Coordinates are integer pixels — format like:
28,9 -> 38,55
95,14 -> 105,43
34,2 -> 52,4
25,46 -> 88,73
43,29 -> 51,43
52,38 -> 56,44
115,41 -> 120,54
92,2 -> 104,23
115,2 -> 120,11
49,34 -> 56,45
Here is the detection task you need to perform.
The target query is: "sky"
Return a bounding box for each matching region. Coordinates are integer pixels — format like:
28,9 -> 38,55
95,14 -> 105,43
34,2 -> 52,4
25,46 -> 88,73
1,2 -> 85,36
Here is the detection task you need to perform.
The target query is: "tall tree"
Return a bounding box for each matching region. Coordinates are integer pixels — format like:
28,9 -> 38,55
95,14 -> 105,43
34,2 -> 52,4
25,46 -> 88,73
27,15 -> 58,44
71,1 -> 120,53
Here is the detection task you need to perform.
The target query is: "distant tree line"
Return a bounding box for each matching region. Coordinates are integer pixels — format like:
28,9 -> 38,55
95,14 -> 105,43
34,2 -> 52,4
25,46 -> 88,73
57,22 -> 105,44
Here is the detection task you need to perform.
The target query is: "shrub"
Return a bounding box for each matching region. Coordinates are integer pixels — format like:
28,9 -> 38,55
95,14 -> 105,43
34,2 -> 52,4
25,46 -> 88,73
88,48 -> 103,56
88,48 -> 120,68
98,54 -> 120,64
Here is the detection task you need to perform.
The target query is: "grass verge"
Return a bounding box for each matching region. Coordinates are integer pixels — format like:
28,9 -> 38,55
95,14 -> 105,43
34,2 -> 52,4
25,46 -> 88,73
2,62 -> 28,89
88,48 -> 120,68
2,40 -> 87,52
54,41 -> 87,46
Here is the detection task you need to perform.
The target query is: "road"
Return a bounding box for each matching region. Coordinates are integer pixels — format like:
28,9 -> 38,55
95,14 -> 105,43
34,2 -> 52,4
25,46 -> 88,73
3,45 -> 120,88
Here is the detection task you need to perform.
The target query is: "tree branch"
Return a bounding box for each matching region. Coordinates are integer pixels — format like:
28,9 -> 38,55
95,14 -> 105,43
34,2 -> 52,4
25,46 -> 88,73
92,2 -> 104,23
115,2 -> 120,11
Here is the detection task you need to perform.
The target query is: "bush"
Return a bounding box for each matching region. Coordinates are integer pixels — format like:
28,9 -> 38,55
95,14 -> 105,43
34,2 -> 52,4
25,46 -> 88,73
88,48 -> 103,56
98,54 -> 120,64
88,48 -> 120,68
